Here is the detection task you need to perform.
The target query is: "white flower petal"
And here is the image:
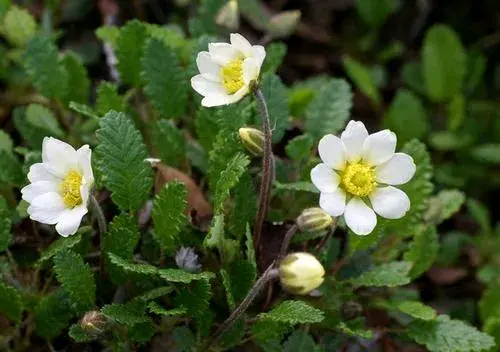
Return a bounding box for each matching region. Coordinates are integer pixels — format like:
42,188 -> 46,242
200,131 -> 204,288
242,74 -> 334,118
42,137 -> 78,177
362,130 -> 397,165
208,43 -> 240,66
375,153 -> 416,185
242,57 -> 259,84
27,163 -> 60,183
230,33 -> 253,56
310,163 -> 339,193
28,192 -> 66,225
318,134 -> 346,170
191,75 -> 227,97
344,197 -> 377,235
76,145 -> 94,186
196,51 -> 221,82
319,188 -> 346,216
369,186 -> 410,219
341,120 -> 368,162
201,85 -> 249,107
21,181 -> 59,203
251,45 -> 266,67
80,183 -> 90,206
55,205 -> 88,237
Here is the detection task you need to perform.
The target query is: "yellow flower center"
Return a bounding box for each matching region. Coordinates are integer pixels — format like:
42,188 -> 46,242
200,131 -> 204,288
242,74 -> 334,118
341,162 -> 376,197
60,170 -> 83,208
221,58 -> 244,94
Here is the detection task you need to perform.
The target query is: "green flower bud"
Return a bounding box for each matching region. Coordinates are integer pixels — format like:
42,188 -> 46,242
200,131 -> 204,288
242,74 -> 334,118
267,10 -> 301,39
279,252 -> 325,295
216,0 -> 239,30
296,207 -> 334,232
239,127 -> 265,156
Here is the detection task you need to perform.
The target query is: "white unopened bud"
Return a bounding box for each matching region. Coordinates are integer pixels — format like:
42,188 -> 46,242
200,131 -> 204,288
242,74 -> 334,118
296,207 -> 334,232
239,127 -> 264,157
267,10 -> 301,39
279,252 -> 325,295
216,0 -> 239,30
175,247 -> 202,273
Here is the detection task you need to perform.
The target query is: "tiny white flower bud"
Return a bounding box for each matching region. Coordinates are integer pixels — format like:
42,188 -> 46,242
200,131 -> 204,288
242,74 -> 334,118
267,10 -> 301,39
175,247 -> 202,273
296,207 -> 334,232
81,311 -> 107,335
216,0 -> 239,30
279,252 -> 325,295
239,127 -> 265,157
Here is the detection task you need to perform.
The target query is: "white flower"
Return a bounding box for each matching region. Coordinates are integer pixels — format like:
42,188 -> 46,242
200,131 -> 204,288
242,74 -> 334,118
311,121 -> 416,236
191,33 -> 266,107
21,137 -> 94,237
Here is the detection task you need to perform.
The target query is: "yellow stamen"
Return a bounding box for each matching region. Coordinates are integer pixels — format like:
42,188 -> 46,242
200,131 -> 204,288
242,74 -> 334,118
60,170 -> 83,208
221,58 -> 244,94
341,162 -> 376,197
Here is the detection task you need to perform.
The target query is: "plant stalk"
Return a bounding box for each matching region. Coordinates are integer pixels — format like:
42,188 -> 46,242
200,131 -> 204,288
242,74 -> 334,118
279,224 -> 299,259
90,195 -> 107,276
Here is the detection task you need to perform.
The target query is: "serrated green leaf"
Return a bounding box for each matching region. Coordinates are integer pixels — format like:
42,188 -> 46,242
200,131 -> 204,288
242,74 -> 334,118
0,196 -> 12,252
95,25 -> 120,46
69,102 -> 99,120
142,38 -> 188,119
0,5 -> 37,46
404,226 -> 439,279
274,181 -> 319,193
102,302 -> 150,326
260,73 -> 290,143
0,150 -> 25,187
69,324 -> 95,343
60,52 -> 90,106
305,78 -> 353,140
422,24 -> 466,102
25,103 -> 64,138
195,108 -> 220,151
207,131 -> 240,192
351,261 -> 411,287
152,181 -> 188,252
107,252 -> 158,277
151,120 -> 186,168
229,260 -> 256,303
147,302 -> 187,316
355,0 -> 398,27
408,315 -> 495,352
228,173 -> 256,237
174,279 -> 213,337
96,81 -> 126,115
214,152 -> 249,213
24,35 -> 68,99
13,107 -> 45,149
336,320 -> 374,339
384,89 -> 429,144
128,321 -> 156,343
134,286 -> 174,302
262,42 -> 287,74
258,300 -> 325,324
204,213 -> 224,250
425,190 -> 465,225
95,111 -> 153,212
37,233 -> 82,264
34,290 -> 74,340
172,326 -> 196,352
116,20 -> 147,87
0,281 -> 23,323
53,249 -> 96,313
285,134 -> 313,161
220,269 -> 236,310
252,319 -> 291,344
343,57 -> 380,105
283,331 -> 318,352
245,223 -> 256,266
102,213 -> 140,259
395,301 -> 437,321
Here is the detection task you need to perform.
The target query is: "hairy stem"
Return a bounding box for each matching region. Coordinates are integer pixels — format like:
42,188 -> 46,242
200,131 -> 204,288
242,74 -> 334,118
279,224 -> 299,259
252,87 -> 274,251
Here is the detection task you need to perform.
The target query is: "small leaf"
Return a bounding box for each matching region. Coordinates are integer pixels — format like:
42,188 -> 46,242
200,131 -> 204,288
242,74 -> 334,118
34,290 -> 74,340
260,73 -> 290,143
0,282 -> 23,323
355,0 -> 398,27
115,20 -> 147,87
285,134 -> 313,161
283,331 -> 318,352
25,104 -> 64,138
102,302 -> 150,326
147,302 -> 187,316
96,81 -> 126,115
351,261 -> 411,287
60,52 -> 90,106
174,279 -> 213,337
37,233 -> 82,264
172,326 -> 197,352
471,144 -> 500,164
425,190 -> 465,225
262,42 -> 287,74
395,301 -> 437,321
69,102 -> 99,120
228,173 -> 256,237
274,181 -> 319,193
151,120 -> 186,168
214,152 -> 249,213
95,26 -> 120,46
157,268 -> 215,283
479,285 -> 500,323
0,5 -> 37,46
69,324 -> 95,343
404,226 -> 439,279
258,300 -> 325,325
102,213 -> 140,259
0,150 -> 25,187
0,195 -> 12,252
343,57 -> 381,105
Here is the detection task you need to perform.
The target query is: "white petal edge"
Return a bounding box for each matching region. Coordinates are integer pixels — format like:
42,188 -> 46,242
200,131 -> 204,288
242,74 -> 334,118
344,197 -> 377,236
42,137 -> 78,177
55,205 -> 88,237
318,134 -> 346,170
341,120 -> 368,162
310,163 -> 339,193
369,186 -> 410,219
27,192 -> 66,225
27,163 -> 61,183
375,153 -> 416,185
230,33 -> 253,56
208,43 -> 240,66
196,51 -> 221,82
319,188 -> 346,216
362,130 -> 397,166
242,57 -> 259,85
21,181 -> 59,203
76,145 -> 94,186
201,86 -> 249,107
251,45 -> 266,67
191,75 -> 227,97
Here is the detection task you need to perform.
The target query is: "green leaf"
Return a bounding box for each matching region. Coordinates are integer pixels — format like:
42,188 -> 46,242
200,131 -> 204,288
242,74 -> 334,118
195,108 -> 220,151
69,324 -> 95,343
172,326 -> 196,352
147,302 -> 187,316
37,233 -> 82,264
408,315 -> 495,352
384,89 -> 429,144
69,102 -> 99,120
351,261 -> 411,287
53,249 -> 96,313
152,181 -> 188,253
471,144 -> 500,164
34,290 -> 74,340
95,111 -> 153,212
134,286 -> 174,302
25,104 -> 64,138
228,173 -> 256,237
107,252 -> 158,277
262,42 -> 287,74
252,320 -> 291,344
116,20 -> 147,87
174,279 -> 213,337
425,190 -> 465,225
343,57 -> 381,105
467,199 -> 491,235
286,134 -> 313,161
157,268 -> 215,283
60,52 -> 90,106
0,195 -> 12,252
402,62 -> 426,95
142,38 -> 189,119
479,285 -> 500,323
229,260 -> 257,303
404,226 -> 439,279
203,214 -> 225,250
102,213 -> 140,259
188,0 -> 225,37
283,331 -> 318,352
95,25 -> 120,46
422,24 -> 466,102
395,301 -> 437,321
0,5 -> 37,46
355,0 -> 398,27
258,300 -> 325,325
260,73 -> 290,143
207,131 -> 240,192
0,129 -> 13,154
102,302 -> 150,326
128,321 -> 156,343
0,150 -> 24,186
447,94 -> 465,131
0,282 -> 23,323
245,223 -> 256,266
214,152 -> 249,213
96,81 -> 126,116
151,120 -> 186,168
305,78 -> 353,140
220,269 -> 236,310
24,35 -> 68,99
274,181 -> 319,193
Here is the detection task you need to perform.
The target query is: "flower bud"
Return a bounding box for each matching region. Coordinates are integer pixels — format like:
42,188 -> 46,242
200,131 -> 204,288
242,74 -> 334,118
296,207 -> 334,232
81,311 -> 107,335
239,127 -> 265,156
216,0 -> 239,30
267,10 -> 301,39
279,252 -> 325,295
